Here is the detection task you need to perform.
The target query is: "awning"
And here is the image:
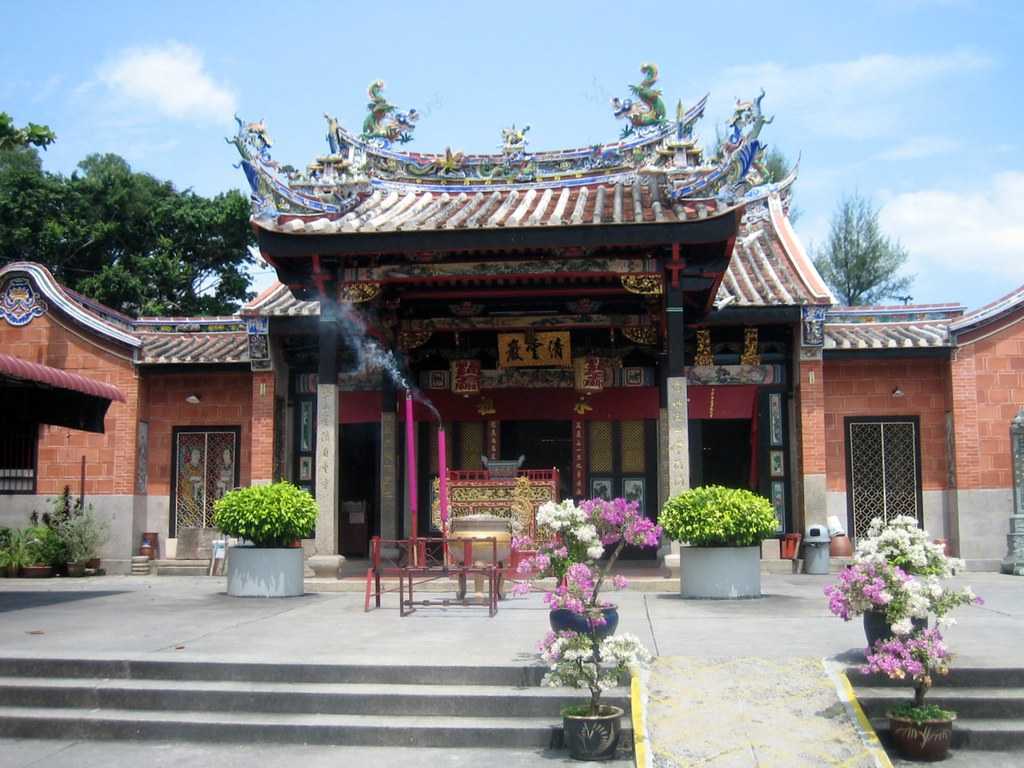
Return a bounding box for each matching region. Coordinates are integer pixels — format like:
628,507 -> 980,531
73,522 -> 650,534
0,353 -> 127,433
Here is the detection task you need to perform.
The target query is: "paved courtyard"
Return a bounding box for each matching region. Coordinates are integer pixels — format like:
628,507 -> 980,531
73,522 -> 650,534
0,572 -> 1021,767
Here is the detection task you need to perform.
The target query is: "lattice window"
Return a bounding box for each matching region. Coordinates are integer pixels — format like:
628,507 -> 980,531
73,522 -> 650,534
589,421 -> 613,473
173,429 -> 239,533
459,422 -> 483,470
847,420 -> 921,539
620,420 -> 645,473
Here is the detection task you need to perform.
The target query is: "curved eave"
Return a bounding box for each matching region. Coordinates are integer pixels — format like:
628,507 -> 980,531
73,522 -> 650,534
254,204 -> 745,260
950,283 -> 1024,338
0,262 -> 142,349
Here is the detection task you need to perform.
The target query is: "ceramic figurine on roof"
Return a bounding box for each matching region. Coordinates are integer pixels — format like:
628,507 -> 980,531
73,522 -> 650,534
501,123 -> 530,155
360,80 -> 419,145
612,63 -> 668,138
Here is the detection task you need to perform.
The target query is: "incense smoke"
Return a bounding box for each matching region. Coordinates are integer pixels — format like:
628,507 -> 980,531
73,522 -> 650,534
337,302 -> 441,423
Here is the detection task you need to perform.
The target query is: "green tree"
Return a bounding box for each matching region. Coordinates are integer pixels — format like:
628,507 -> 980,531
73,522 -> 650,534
0,150 -> 254,315
813,193 -> 913,306
0,113 -> 56,151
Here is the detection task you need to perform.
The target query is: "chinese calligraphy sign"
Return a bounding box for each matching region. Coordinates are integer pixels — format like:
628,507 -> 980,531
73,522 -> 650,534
497,332 -> 571,368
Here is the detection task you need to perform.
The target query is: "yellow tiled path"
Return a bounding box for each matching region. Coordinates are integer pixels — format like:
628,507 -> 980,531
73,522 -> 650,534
643,657 -> 890,768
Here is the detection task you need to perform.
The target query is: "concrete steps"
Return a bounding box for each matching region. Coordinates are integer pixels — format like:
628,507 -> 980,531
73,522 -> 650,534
0,657 -> 629,749
153,559 -> 209,576
848,667 -> 1024,751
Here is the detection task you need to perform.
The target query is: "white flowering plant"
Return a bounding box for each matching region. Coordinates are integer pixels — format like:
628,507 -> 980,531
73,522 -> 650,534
540,630 -> 652,716
855,515 -> 963,577
825,516 -> 982,636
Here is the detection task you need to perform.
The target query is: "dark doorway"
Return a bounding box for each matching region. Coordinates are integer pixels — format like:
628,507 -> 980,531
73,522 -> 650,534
340,423 -> 379,557
500,420 -> 572,499
689,419 -> 752,490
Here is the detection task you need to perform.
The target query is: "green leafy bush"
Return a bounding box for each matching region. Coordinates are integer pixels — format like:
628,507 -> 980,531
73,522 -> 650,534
26,526 -> 68,567
659,485 -> 779,547
57,507 -> 109,563
213,482 -> 317,548
0,529 -> 34,570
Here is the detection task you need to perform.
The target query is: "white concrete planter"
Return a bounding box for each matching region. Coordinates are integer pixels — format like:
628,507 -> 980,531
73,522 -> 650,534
679,545 -> 761,599
226,546 -> 304,598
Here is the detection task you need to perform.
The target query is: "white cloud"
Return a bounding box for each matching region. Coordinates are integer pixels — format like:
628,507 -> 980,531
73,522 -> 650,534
98,42 -> 236,124
713,51 -> 991,140
880,171 -> 1024,279
879,135 -> 960,160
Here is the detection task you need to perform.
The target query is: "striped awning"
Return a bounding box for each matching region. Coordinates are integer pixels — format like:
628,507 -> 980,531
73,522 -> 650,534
0,353 -> 125,402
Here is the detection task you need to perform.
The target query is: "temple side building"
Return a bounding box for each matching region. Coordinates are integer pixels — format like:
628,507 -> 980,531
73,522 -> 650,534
0,66 -> 1019,572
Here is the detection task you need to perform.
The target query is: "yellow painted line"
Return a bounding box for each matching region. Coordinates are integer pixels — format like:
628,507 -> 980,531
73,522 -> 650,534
631,671 -> 650,768
825,661 -> 893,768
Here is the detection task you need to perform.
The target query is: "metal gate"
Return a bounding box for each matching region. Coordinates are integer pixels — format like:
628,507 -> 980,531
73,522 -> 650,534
845,418 -> 922,539
171,427 -> 240,535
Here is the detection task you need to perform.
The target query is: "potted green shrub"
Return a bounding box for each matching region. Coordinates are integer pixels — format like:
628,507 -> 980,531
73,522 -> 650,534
57,507 -> 109,577
1,529 -> 33,577
660,485 -> 778,599
213,482 -> 317,597
23,526 -> 67,577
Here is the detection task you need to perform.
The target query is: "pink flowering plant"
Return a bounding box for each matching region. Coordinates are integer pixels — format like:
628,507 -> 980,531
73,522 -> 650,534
514,497 -> 662,629
825,517 -> 982,636
862,627 -> 954,724
539,630 -> 652,716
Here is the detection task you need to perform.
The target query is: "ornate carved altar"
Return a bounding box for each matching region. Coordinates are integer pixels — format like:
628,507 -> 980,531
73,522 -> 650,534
432,469 -> 560,536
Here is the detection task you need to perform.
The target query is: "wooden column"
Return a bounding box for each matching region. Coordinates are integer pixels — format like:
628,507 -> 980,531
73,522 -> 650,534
380,385 -> 399,541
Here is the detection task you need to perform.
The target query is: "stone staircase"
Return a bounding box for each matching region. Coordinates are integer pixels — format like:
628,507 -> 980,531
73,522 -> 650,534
848,666 -> 1024,751
0,657 -> 629,748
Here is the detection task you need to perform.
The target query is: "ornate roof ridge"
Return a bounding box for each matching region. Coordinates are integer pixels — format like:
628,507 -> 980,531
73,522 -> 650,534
949,283 -> 1024,334
0,262 -> 142,349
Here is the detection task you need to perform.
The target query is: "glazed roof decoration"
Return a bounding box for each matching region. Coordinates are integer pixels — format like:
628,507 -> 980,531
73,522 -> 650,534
229,64 -> 792,227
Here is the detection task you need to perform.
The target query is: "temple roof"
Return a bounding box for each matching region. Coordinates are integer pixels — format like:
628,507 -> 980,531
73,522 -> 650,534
232,65 -> 783,235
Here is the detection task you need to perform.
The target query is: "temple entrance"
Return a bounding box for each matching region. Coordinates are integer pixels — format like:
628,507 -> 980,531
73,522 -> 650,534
340,423 -> 379,557
500,420 -> 572,500
689,419 -> 753,490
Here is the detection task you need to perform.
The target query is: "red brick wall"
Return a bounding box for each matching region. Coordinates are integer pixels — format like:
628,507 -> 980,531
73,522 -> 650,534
0,313 -> 138,496
823,357 -> 951,492
799,357 -> 826,475
250,371 -> 275,483
141,370 -> 253,495
962,320 -> 1024,489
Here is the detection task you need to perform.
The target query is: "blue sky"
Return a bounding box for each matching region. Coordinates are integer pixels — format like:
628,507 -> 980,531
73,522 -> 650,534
4,0 -> 1022,309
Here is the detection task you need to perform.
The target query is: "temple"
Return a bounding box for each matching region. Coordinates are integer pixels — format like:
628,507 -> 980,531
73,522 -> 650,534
1,65 -> 1020,573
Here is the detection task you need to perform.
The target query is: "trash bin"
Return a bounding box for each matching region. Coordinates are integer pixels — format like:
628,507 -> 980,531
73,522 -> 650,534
804,525 -> 831,575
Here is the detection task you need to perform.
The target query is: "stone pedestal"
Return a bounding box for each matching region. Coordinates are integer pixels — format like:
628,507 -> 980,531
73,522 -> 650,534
307,554 -> 346,579
1002,515 -> 1024,575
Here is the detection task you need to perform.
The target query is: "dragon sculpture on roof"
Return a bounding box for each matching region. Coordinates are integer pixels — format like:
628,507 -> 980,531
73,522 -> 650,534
611,63 -> 668,138
360,80 -> 418,145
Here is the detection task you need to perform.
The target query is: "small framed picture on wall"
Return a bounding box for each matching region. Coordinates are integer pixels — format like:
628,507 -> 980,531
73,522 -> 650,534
769,450 -> 785,478
623,478 -> 646,516
590,477 -> 613,501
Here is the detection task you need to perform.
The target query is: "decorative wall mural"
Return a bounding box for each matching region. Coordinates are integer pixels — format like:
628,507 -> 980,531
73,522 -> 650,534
769,393 -> 784,446
1,277 -> 47,327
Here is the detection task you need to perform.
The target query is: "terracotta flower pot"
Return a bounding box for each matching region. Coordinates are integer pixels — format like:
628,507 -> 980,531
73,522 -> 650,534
85,558 -> 101,569
562,704 -> 623,761
829,534 -> 853,557
21,565 -> 53,578
889,713 -> 955,761
66,562 -> 86,577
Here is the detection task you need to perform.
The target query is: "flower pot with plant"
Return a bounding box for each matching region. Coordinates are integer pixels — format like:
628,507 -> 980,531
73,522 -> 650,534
863,628 -> 957,761
825,515 -> 981,646
541,631 -> 652,761
57,506 -> 109,577
213,482 -> 318,598
23,526 -> 66,577
1,529 -> 34,577
514,497 -> 661,636
659,485 -> 779,599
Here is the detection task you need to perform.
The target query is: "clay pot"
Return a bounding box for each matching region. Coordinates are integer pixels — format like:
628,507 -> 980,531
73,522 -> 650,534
829,534 -> 853,557
889,713 -> 955,761
562,704 -> 624,761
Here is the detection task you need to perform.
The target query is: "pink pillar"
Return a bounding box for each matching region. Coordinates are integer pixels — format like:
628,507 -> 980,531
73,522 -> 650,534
438,426 -> 449,536
405,392 -> 417,540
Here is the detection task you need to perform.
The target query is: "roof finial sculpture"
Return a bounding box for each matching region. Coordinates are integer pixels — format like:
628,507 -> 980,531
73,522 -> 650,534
360,80 -> 418,146
501,123 -> 530,155
611,63 -> 667,138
